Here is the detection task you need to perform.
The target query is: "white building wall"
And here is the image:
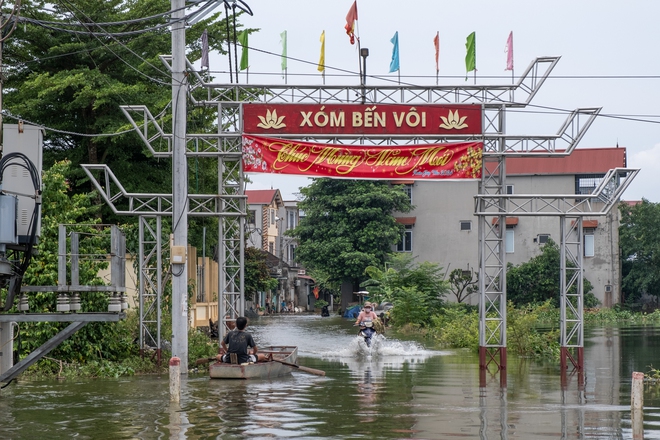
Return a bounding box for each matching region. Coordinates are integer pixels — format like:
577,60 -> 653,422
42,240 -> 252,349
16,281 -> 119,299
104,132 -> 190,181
397,174 -> 621,307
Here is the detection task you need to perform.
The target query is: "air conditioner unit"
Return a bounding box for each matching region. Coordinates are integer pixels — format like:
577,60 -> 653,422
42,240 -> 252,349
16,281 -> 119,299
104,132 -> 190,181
298,269 -> 306,275
295,280 -> 301,287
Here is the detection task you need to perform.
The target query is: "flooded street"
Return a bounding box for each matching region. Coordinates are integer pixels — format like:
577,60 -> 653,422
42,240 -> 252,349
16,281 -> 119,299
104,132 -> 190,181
1,314 -> 660,439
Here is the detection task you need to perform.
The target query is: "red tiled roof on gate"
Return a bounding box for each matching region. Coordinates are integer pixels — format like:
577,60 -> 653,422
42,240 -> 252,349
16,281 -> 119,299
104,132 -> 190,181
245,189 -> 282,205
501,148 -> 626,175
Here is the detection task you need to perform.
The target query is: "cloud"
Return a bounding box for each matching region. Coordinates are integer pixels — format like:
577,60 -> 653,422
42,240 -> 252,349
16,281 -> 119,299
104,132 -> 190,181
626,144 -> 660,202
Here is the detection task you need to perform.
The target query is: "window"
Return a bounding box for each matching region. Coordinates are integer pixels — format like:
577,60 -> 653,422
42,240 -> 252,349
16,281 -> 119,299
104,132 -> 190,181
247,210 -> 256,225
392,183 -> 413,204
537,234 -> 550,244
584,228 -> 595,257
506,185 -> 514,195
397,225 -> 413,252
402,184 -> 413,204
460,221 -> 472,231
288,244 -> 296,262
268,242 -> 274,254
270,209 -> 276,225
287,209 -> 297,230
575,174 -> 605,195
505,228 -> 514,253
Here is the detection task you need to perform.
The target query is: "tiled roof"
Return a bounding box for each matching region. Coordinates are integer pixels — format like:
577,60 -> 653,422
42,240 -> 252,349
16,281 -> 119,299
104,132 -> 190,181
505,148 -> 626,175
245,189 -> 282,205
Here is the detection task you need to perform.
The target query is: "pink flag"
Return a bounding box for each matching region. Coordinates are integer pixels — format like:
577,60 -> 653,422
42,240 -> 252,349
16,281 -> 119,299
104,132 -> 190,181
433,32 -> 439,73
505,31 -> 513,71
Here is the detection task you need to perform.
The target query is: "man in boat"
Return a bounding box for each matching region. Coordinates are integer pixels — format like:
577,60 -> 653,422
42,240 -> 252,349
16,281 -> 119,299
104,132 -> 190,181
217,316 -> 270,364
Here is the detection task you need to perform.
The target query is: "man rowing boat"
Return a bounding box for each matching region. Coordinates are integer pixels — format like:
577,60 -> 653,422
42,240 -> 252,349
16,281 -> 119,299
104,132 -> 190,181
216,317 -> 270,364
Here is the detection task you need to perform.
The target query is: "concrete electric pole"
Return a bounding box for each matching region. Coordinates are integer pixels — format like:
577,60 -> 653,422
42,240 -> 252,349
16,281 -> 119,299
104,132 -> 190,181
170,0 -> 189,373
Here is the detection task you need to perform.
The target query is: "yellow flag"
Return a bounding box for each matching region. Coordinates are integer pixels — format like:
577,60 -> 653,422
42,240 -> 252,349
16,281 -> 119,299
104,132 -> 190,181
318,31 -> 325,72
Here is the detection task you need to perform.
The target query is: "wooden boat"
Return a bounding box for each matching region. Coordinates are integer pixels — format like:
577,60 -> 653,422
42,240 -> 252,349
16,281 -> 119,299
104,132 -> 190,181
209,346 -> 298,380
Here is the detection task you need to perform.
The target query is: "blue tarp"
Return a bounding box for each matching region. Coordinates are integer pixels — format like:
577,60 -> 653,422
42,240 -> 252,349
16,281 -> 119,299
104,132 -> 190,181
343,305 -> 362,319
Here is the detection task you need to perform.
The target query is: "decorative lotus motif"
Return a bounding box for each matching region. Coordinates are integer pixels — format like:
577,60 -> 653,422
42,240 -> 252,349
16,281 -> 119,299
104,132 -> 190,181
439,110 -> 468,130
257,109 -> 286,129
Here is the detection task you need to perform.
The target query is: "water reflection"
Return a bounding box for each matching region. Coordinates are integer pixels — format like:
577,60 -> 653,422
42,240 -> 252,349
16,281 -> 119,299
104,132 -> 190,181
2,319 -> 660,438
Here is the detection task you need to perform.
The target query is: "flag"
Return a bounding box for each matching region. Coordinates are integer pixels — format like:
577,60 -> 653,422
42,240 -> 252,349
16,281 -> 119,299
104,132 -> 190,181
389,31 -> 399,73
318,31 -> 325,72
505,31 -> 513,71
345,1 -> 358,45
313,286 -> 320,300
238,30 -> 249,71
200,29 -> 209,70
465,31 -> 476,77
280,30 -> 287,72
433,31 -> 439,73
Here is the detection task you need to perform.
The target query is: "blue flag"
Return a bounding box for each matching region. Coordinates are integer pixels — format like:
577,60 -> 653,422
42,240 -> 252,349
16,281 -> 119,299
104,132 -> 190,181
389,31 -> 400,73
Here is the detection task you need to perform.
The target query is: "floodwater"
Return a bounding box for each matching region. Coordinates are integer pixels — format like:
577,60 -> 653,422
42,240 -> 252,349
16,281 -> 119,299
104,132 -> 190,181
0,315 -> 659,439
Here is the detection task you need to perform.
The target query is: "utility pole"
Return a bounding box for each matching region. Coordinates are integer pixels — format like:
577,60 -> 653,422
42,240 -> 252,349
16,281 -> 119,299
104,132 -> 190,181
171,0 -> 189,373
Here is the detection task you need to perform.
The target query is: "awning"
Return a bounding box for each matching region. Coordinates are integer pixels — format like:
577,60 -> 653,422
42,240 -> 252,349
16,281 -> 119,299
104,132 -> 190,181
491,217 -> 519,226
571,219 -> 599,228
395,217 -> 416,225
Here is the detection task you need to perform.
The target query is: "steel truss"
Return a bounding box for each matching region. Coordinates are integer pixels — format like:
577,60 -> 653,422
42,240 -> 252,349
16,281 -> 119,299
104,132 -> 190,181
93,53 -> 637,369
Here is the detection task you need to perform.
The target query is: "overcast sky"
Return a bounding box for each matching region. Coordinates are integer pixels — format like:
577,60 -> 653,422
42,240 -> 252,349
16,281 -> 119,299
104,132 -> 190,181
204,0 -> 660,202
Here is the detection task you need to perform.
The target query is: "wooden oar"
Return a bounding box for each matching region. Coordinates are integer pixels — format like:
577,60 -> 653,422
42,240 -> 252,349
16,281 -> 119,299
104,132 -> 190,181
271,359 -> 326,376
196,357 -> 216,365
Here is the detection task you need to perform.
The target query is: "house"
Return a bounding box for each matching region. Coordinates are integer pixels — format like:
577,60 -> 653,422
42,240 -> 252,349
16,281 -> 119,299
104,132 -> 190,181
245,190 -> 313,311
393,147 -> 627,307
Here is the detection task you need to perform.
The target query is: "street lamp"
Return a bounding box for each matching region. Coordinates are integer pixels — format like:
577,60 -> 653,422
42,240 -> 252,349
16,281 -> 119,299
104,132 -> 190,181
360,47 -> 369,104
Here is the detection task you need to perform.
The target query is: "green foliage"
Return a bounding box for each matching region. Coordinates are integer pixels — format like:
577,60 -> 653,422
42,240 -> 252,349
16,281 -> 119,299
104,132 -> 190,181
3,0 -> 240,225
506,239 -> 597,307
447,268 -> 478,303
244,247 -> 278,301
429,302 -> 559,359
619,200 -> 660,302
388,286 -> 431,327
314,299 -> 329,308
430,303 -> 479,349
506,301 -> 560,359
188,329 -> 217,367
291,179 -> 412,287
363,253 -> 449,326
17,161 -> 139,363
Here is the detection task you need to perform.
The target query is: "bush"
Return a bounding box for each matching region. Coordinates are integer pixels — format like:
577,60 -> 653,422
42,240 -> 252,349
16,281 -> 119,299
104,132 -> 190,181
314,300 -> 329,308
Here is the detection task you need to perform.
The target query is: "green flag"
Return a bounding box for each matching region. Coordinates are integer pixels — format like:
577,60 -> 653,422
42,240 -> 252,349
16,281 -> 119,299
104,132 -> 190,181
238,30 -> 249,71
280,30 -> 287,72
465,31 -> 476,79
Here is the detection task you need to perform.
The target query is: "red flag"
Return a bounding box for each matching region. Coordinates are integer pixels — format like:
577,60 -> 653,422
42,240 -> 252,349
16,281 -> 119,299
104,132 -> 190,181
433,31 -> 439,73
313,286 -> 320,299
345,1 -> 358,45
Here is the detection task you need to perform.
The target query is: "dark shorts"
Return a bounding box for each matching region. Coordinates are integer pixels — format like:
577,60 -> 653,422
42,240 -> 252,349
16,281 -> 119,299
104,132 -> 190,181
222,353 -> 257,364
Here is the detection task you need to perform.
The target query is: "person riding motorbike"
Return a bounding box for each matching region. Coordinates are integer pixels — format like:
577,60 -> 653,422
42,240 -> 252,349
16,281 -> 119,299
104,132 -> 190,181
355,302 -> 379,346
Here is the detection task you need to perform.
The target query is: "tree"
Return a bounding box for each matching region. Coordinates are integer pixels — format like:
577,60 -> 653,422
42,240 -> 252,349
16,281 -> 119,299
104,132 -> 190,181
290,179 -> 412,290
506,239 -> 596,307
619,200 -> 660,303
3,0 -> 243,254
448,268 -> 478,303
19,160 -> 136,362
244,247 -> 278,302
363,253 -> 449,326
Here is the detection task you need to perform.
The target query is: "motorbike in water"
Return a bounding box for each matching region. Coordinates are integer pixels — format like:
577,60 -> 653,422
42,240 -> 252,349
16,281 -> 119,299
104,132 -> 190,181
357,321 -> 377,348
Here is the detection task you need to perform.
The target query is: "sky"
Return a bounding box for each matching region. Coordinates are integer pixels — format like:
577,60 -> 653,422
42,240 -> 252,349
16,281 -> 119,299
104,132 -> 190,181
203,0 -> 660,202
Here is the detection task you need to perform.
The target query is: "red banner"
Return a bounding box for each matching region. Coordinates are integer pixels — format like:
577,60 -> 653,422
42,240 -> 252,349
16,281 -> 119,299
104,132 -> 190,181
243,135 -> 483,180
243,103 -> 483,135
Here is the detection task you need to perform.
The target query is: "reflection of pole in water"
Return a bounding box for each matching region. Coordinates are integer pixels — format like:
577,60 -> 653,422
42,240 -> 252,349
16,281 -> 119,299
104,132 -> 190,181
560,388 -> 586,440
478,385 -> 508,440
